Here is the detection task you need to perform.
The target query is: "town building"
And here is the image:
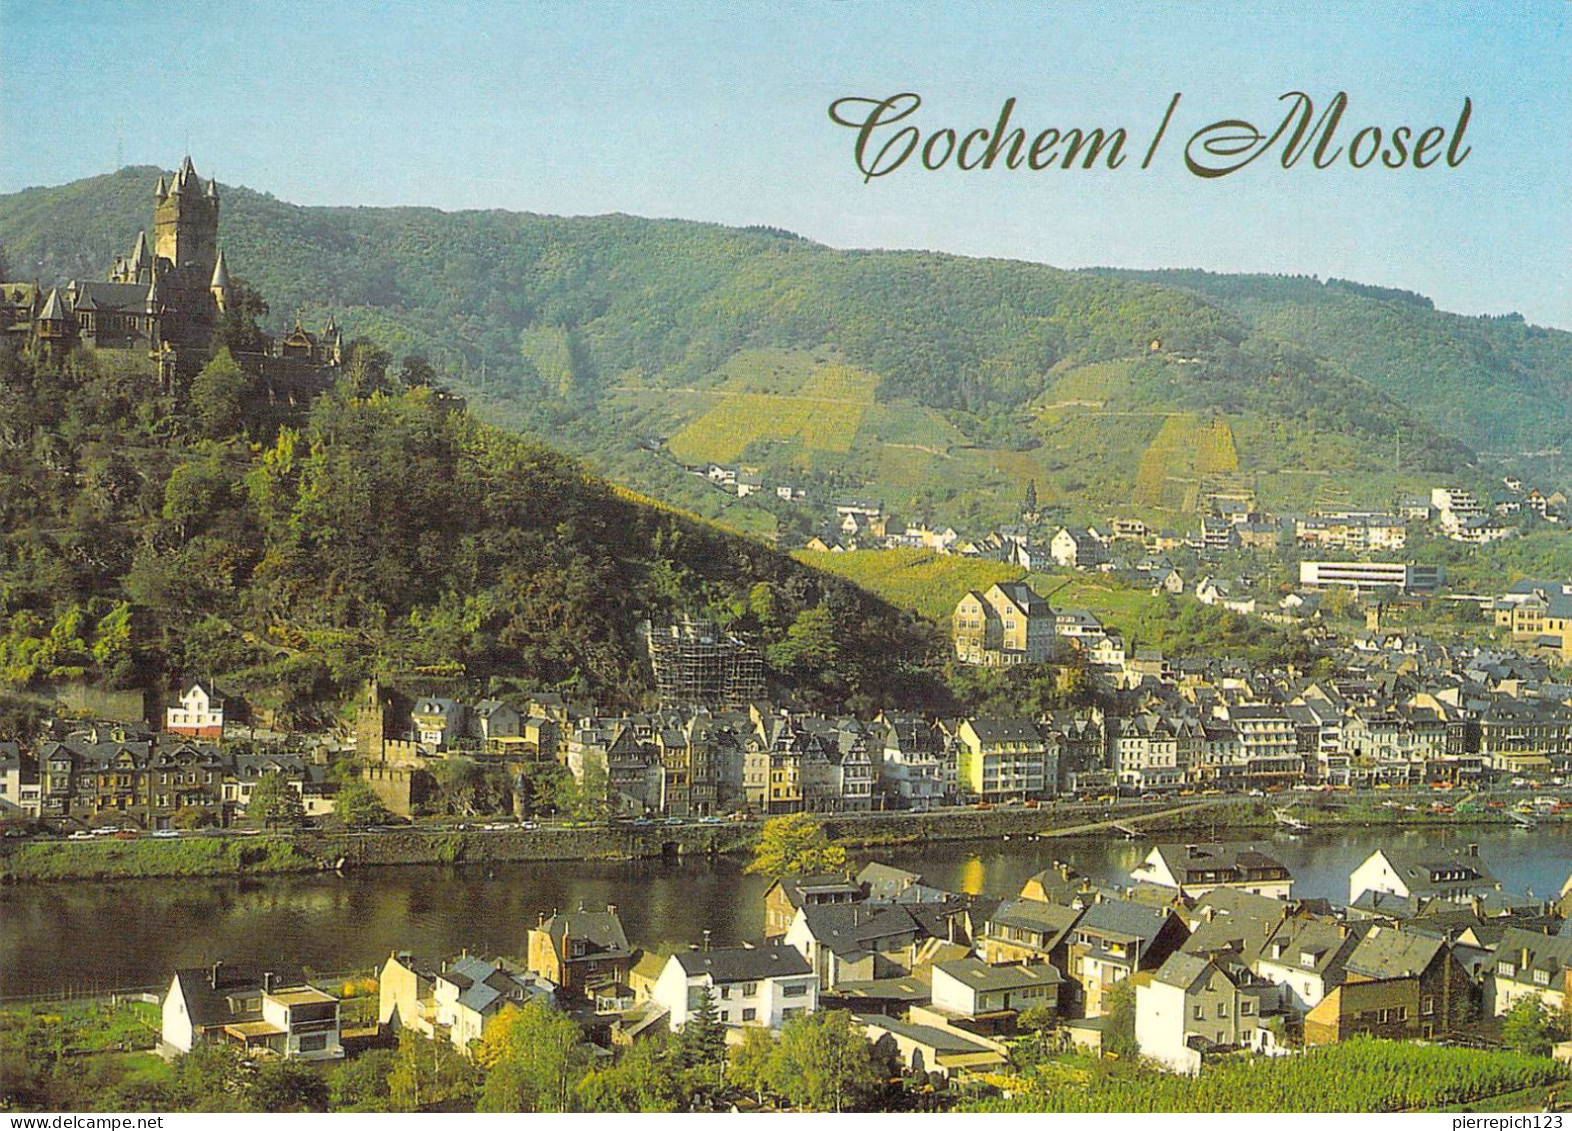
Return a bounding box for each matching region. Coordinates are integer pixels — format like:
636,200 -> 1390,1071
653,944 -> 818,1033
951,582 -> 1056,667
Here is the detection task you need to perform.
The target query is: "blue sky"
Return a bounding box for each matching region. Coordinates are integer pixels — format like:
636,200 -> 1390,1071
3,1 -> 1568,327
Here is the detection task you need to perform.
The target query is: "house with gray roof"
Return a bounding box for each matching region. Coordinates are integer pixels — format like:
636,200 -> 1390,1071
1064,897 -> 1190,1017
379,951 -> 554,1054
1136,951 -> 1281,1074
978,898 -> 1083,967
1490,927 -> 1572,1017
930,957 -> 1061,1021
653,943 -> 817,1032
1349,844 -> 1501,908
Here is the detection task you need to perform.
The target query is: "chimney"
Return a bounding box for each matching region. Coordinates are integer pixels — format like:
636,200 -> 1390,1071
1465,843 -> 1478,858
607,903 -> 617,918
703,929 -> 712,952
263,971 -> 274,993
537,911 -> 546,928
209,960 -> 223,989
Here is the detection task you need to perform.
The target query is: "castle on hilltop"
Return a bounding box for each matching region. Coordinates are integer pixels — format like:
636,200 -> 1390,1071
2,156 -> 342,383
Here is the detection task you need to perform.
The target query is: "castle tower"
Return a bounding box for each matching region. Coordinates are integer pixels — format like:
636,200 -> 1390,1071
152,158 -> 220,343
210,249 -> 230,314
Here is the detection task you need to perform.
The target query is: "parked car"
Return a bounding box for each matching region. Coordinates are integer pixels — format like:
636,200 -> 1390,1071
152,829 -> 181,839
68,830 -> 95,841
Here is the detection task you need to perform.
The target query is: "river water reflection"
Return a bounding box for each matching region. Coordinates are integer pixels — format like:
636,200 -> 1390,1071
2,825 -> 1568,998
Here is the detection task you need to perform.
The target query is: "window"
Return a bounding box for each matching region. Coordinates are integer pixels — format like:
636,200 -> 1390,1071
1241,1001 -> 1254,1016
1216,1002 -> 1228,1019
1193,1004 -> 1204,1021
783,984 -> 808,997
298,1034 -> 328,1052
1534,971 -> 1550,986
741,982 -> 758,997
719,986 -> 731,1000
1497,963 -> 1516,978
742,1008 -> 757,1022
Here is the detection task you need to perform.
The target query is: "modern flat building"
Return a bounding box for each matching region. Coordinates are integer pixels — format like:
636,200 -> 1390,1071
1298,561 -> 1444,594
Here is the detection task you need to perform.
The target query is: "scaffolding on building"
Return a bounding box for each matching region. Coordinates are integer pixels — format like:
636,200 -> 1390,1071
643,617 -> 765,708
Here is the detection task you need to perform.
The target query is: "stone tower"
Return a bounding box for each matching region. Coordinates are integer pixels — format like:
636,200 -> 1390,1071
152,156 -> 221,344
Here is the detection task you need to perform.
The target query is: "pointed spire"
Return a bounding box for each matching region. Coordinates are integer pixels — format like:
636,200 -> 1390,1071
205,176 -> 219,200
129,230 -> 148,268
154,175 -> 168,200
210,249 -> 230,290
39,287 -> 67,322
146,273 -> 161,312
181,154 -> 197,181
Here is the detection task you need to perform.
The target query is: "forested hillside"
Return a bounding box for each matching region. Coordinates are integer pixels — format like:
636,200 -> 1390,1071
0,167 -> 1492,532
1094,269 -> 1572,455
0,342 -> 945,723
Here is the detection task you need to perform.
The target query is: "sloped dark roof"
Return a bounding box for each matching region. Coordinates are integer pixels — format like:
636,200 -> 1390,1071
935,956 -> 1062,993
675,944 -> 812,983
537,905 -> 631,959
1343,925 -> 1444,980
171,962 -> 308,1030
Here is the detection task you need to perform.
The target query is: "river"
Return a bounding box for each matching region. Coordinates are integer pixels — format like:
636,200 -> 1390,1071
2,825 -> 1568,999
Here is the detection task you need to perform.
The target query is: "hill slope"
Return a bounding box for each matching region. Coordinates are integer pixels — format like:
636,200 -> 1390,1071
1,167 -> 1521,531
1093,269 -> 1572,456
0,343 -> 945,721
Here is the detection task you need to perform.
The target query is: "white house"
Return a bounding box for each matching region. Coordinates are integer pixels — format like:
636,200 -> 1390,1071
653,944 -> 817,1033
930,957 -> 1061,1020
1490,928 -> 1572,1018
1348,845 -> 1501,908
1131,843 -> 1294,901
1135,952 -> 1278,1074
166,682 -> 225,740
162,962 -> 341,1061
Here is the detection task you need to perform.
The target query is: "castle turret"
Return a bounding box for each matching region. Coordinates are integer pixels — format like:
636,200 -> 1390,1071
210,249 -> 230,313
154,175 -> 167,201
37,288 -> 70,342
206,177 -> 219,201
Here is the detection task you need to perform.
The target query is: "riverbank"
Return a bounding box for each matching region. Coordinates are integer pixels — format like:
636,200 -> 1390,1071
1,796 -> 1560,884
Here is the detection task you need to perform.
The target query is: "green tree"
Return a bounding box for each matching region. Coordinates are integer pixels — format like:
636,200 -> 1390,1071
386,1030 -> 478,1112
251,1058 -> 329,1112
246,770 -> 306,829
1101,979 -> 1138,1059
171,804 -> 215,830
329,1047 -> 396,1111
162,1044 -> 257,1112
189,347 -> 248,439
745,812 -> 848,877
333,779 -> 392,828
1501,996 -> 1568,1057
767,1009 -> 879,1113
727,1027 -> 776,1105
575,1039 -> 686,1112
220,277 -> 270,355
475,1000 -> 591,1112
673,989 -> 728,1073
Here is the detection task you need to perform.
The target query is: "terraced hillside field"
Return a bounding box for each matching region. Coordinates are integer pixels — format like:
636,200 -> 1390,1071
1132,414 -> 1240,508
666,353 -> 879,465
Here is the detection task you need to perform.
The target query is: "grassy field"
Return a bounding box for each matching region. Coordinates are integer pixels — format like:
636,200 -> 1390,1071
791,548 -> 1025,620
0,834 -> 321,882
